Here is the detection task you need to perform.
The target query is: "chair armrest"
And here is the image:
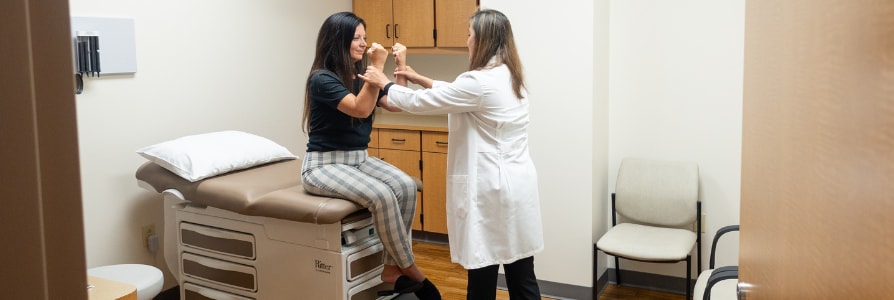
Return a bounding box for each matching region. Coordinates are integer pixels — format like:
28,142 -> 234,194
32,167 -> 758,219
703,266 -> 738,300
709,225 -> 740,268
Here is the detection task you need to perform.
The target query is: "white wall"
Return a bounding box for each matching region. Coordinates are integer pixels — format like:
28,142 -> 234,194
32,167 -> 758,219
70,0 -> 744,294
592,0 -> 612,285
607,0 -> 744,276
481,0 -> 599,288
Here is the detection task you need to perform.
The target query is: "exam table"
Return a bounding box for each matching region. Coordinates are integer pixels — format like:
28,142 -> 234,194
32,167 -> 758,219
136,159 -> 398,300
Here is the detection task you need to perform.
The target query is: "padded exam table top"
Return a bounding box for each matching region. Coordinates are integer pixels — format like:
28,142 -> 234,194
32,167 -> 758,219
136,159 -> 365,224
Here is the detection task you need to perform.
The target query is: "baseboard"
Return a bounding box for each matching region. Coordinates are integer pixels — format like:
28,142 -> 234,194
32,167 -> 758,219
411,230 -> 449,244
594,268 -> 610,299
597,268 -> 695,296
497,275 -> 590,300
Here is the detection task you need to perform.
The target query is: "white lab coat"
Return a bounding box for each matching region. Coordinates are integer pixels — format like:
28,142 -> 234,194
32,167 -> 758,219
386,64 -> 544,269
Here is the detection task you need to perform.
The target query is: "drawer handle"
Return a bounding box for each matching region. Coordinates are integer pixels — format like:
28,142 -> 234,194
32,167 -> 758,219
391,138 -> 406,143
435,141 -> 448,146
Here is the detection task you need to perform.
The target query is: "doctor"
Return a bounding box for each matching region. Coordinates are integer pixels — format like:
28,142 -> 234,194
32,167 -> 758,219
360,9 -> 545,300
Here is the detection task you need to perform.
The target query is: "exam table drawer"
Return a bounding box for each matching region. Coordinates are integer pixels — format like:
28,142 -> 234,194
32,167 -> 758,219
347,277 -> 392,300
341,212 -> 376,246
181,222 -> 256,260
182,252 -> 258,292
346,242 -> 384,282
183,282 -> 254,300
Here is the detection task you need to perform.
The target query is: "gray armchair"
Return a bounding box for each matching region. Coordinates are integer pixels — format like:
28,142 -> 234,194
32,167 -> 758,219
594,157 -> 702,299
693,225 -> 739,300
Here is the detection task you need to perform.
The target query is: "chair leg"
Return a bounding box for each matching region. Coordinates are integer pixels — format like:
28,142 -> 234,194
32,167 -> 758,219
686,255 -> 692,300
614,256 -> 621,285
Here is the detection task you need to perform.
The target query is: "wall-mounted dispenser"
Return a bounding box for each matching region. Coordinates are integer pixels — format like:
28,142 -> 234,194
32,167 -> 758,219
70,16 -> 137,94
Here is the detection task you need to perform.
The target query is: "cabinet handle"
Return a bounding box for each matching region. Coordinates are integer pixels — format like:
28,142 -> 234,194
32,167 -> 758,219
394,24 -> 399,39
391,138 -> 406,143
386,24 -> 391,39
435,141 -> 448,146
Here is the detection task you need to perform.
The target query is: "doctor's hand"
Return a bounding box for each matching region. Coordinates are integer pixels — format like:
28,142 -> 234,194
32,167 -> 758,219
367,42 -> 388,69
393,65 -> 431,88
357,65 -> 390,90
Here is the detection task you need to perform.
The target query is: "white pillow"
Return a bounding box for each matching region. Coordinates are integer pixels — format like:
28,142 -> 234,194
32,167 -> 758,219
136,131 -> 297,182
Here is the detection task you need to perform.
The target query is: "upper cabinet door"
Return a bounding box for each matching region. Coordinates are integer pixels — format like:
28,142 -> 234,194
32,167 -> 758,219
392,0 -> 434,47
435,0 -> 478,47
356,0 -> 475,50
354,0 -> 394,47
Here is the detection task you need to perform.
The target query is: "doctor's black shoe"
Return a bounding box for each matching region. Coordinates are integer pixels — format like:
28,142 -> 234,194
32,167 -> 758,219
377,276 -> 423,296
414,278 -> 441,300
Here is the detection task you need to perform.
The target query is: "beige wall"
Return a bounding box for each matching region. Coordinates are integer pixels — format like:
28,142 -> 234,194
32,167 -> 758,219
606,0 -> 745,278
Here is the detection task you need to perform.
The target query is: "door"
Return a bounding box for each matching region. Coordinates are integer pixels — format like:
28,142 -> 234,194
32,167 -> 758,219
1,0 -> 88,298
392,0 -> 434,47
740,0 -> 894,299
353,0 -> 434,48
421,151 -> 448,234
435,0 -> 478,47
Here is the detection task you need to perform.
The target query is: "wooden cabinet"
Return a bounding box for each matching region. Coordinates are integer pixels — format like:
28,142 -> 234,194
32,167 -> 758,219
353,0 -> 434,48
353,0 -> 478,51
369,125 -> 448,234
434,0 -> 478,48
420,131 -> 448,234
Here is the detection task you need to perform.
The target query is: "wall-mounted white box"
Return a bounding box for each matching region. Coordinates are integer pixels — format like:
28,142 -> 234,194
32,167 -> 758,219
70,16 -> 137,75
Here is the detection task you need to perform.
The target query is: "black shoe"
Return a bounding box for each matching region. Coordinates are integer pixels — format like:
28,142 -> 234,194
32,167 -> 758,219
377,276 -> 423,296
414,278 -> 441,300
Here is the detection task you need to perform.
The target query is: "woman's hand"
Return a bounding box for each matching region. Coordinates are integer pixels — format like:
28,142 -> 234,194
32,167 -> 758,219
367,42 -> 388,69
392,43 -> 407,68
357,65 -> 390,90
392,43 -> 408,86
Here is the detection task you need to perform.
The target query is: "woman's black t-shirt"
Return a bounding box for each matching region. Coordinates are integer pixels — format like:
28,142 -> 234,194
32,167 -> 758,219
306,70 -> 373,152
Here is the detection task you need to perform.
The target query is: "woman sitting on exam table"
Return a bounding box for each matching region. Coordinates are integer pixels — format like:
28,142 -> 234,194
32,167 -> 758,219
360,9 -> 545,300
299,11 -> 440,300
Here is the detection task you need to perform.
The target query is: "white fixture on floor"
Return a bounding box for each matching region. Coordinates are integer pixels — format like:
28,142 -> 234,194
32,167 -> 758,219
88,264 -> 163,300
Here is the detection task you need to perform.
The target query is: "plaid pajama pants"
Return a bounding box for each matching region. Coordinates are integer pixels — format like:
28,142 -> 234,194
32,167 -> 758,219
301,150 -> 417,267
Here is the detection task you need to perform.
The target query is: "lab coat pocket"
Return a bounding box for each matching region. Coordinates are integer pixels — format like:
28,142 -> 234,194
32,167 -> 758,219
446,175 -> 470,220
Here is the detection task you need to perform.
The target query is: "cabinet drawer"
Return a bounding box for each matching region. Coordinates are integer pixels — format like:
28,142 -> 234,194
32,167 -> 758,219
421,131 -> 448,153
182,252 -> 257,292
180,222 -> 255,260
378,129 -> 420,151
183,282 -> 254,300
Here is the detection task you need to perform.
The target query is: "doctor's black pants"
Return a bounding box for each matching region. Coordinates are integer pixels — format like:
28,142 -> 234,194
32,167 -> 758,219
466,256 -> 541,300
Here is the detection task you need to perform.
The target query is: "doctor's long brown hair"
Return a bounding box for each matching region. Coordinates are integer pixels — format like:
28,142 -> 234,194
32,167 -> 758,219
302,12 -> 367,133
468,9 -> 526,99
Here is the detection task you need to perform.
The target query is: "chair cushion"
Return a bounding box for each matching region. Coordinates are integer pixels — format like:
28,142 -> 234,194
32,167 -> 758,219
596,223 -> 697,261
693,269 -> 738,300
